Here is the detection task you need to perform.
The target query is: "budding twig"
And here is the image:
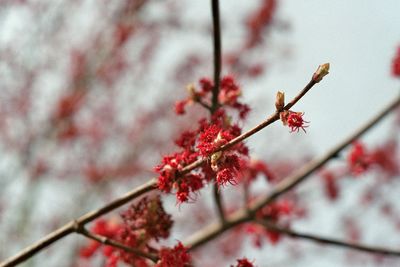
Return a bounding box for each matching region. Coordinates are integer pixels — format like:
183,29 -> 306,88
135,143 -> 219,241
184,94 -> 400,251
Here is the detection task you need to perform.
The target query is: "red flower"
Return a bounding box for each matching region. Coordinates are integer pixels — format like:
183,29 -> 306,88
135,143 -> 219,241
215,154 -> 242,187
175,100 -> 188,115
121,196 -> 173,241
287,112 -> 309,132
322,171 -> 339,201
347,142 -> 372,175
280,110 -> 309,133
231,258 -> 255,267
155,242 -> 191,267
199,77 -> 213,93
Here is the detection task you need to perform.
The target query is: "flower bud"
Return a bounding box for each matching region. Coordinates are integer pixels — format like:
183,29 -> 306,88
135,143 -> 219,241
186,83 -> 199,101
275,91 -> 285,111
312,63 -> 330,83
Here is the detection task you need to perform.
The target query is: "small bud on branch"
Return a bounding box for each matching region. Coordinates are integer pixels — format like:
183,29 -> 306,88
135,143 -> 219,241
275,91 -> 285,111
312,63 -> 330,83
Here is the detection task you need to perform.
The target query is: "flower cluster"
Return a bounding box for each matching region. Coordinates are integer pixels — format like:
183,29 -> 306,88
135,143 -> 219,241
318,139 -> 399,203
347,140 -> 399,177
79,196 -> 174,267
174,76 -> 250,119
347,142 -> 373,176
156,76 -> 250,203
155,242 -> 191,267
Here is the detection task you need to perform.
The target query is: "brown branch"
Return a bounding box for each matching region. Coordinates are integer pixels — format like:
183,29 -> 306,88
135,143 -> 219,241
257,220 -> 400,257
209,0 -> 226,225
213,184 -> 226,224
76,226 -> 159,263
184,94 -> 400,250
210,0 -> 222,113
1,66 -> 327,267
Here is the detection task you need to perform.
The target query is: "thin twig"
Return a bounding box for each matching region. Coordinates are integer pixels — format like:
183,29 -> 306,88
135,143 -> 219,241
209,0 -> 226,225
77,227 -> 159,263
257,220 -> 400,257
213,184 -> 226,224
184,94 -> 400,250
179,78 -> 319,176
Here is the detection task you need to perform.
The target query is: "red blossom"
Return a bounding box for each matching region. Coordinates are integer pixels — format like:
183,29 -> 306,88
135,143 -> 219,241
155,242 -> 191,267
121,196 -> 173,241
175,100 -> 188,115
231,258 -> 255,267
175,130 -> 198,150
155,151 -> 198,193
199,77 -> 213,93
322,171 -> 339,201
78,219 -> 121,259
370,140 -> 399,177
79,197 -> 172,267
280,110 -> 309,133
215,154 -> 242,187
347,142 -> 373,175
245,0 -> 276,48
197,125 -> 234,156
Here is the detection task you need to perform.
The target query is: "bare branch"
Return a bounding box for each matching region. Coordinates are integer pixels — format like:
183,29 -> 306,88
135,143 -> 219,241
210,0 -> 222,113
257,220 -> 400,257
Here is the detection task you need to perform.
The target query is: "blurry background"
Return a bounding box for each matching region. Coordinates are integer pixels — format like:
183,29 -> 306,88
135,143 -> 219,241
0,0 -> 400,266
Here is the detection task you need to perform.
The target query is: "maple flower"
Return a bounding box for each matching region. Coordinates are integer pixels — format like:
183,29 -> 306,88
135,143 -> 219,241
197,125 -> 235,156
175,100 -> 188,115
155,242 -> 191,267
121,196 -> 173,241
347,142 -> 372,175
280,110 -> 309,133
231,258 -> 255,267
